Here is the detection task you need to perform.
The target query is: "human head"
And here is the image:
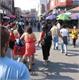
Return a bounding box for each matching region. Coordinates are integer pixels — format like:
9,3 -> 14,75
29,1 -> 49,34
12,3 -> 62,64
53,22 -> 57,26
0,27 -> 10,57
62,24 -> 67,28
42,26 -> 46,32
26,26 -> 32,34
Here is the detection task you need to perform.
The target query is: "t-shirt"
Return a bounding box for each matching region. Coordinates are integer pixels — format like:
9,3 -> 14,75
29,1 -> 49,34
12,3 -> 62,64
71,30 -> 78,39
51,26 -> 58,36
60,28 -> 68,37
0,57 -> 30,80
10,32 -> 15,41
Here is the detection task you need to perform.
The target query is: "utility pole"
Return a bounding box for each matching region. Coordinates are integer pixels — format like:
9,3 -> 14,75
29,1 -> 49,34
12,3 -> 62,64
12,0 -> 15,15
46,0 -> 47,12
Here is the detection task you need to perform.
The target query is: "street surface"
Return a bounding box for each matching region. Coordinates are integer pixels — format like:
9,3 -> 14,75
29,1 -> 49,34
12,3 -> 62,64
30,31 -> 79,80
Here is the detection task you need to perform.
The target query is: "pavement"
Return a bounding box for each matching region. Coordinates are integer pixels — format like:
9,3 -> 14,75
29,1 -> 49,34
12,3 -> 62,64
30,32 -> 79,80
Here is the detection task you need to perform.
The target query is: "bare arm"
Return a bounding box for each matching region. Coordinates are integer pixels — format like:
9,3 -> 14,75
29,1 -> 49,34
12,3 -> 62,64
20,33 -> 25,40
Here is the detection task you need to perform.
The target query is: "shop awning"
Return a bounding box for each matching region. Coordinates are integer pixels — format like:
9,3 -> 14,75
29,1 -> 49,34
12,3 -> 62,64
69,6 -> 79,12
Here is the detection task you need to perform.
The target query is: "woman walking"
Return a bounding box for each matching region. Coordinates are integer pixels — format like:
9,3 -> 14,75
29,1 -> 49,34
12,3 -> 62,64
38,24 -> 52,64
71,26 -> 78,47
20,26 -> 36,71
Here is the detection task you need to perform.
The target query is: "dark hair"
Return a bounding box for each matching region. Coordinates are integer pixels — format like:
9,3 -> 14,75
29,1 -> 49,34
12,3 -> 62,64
42,23 -> 49,32
1,27 -> 9,48
0,27 -> 9,57
63,24 -> 67,28
26,27 -> 32,34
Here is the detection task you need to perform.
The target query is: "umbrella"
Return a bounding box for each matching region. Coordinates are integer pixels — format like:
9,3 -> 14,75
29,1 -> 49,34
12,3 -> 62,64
64,12 -> 71,16
8,15 -> 16,19
57,14 -> 70,20
46,14 -> 56,20
70,13 -> 79,20
3,16 -> 10,19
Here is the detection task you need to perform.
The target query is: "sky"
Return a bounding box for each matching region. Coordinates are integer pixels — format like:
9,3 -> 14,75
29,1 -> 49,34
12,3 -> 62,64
14,0 -> 40,11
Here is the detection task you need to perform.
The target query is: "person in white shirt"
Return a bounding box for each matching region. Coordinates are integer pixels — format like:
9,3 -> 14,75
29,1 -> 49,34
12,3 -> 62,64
0,26 -> 30,80
59,24 -> 69,55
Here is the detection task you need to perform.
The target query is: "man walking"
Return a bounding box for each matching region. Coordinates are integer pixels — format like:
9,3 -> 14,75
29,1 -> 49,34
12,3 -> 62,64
59,24 -> 69,55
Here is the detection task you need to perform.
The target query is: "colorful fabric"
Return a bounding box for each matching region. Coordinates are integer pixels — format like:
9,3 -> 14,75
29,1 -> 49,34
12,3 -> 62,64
71,30 -> 78,39
24,33 -> 36,56
10,32 -> 15,41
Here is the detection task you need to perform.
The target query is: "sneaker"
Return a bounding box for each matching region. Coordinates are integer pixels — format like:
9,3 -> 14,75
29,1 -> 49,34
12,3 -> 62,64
65,52 -> 68,56
44,60 -> 48,65
56,47 -> 58,50
29,69 -> 32,71
29,64 -> 32,71
47,60 -> 50,63
61,50 -> 64,53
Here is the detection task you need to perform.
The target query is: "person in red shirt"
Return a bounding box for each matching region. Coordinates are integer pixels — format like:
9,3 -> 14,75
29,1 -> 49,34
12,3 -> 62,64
9,28 -> 15,49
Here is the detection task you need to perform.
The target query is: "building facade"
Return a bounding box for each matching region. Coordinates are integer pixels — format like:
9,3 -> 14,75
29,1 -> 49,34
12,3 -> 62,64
49,0 -> 79,10
0,0 -> 15,15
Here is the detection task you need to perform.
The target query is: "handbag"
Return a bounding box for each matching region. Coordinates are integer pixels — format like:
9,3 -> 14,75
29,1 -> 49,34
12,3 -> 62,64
15,39 -> 25,47
40,39 -> 45,45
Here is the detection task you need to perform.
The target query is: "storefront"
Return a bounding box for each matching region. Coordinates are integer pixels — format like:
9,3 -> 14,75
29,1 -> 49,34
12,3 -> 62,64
49,0 -> 79,11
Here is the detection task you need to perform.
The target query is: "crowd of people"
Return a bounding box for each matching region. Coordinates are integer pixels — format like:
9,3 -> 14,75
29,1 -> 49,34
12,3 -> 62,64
0,18 -> 78,79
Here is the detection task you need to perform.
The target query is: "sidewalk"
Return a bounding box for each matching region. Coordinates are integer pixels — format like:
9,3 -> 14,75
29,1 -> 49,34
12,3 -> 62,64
30,32 -> 79,80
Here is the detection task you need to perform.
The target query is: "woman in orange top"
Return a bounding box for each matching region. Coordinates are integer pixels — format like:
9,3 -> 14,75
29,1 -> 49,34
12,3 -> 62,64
20,26 -> 36,71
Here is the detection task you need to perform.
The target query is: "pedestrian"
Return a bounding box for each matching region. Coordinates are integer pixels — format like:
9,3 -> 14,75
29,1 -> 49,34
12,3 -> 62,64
20,26 -> 36,71
38,24 -> 52,65
57,21 -> 61,30
59,24 -> 69,55
50,23 -> 59,50
37,20 -> 41,32
9,28 -> 15,50
8,28 -> 15,58
17,20 -> 25,36
71,26 -> 78,47
0,26 -> 30,80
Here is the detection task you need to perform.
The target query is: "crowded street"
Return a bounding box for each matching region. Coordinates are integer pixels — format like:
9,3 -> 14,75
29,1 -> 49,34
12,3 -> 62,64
0,0 -> 79,80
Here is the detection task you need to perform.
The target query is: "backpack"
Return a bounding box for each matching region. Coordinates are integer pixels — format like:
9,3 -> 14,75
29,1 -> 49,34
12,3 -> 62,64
44,31 -> 52,44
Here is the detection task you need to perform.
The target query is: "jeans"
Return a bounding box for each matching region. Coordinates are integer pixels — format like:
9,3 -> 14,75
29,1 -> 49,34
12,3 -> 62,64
61,43 -> 67,54
61,36 -> 68,54
53,35 -> 58,49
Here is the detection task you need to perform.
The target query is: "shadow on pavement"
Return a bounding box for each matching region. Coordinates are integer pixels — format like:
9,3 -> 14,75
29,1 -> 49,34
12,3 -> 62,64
67,50 -> 79,56
31,59 -> 79,80
68,49 -> 79,52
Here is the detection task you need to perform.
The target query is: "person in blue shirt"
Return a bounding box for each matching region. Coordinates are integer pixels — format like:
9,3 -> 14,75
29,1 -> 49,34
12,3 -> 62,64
0,26 -> 30,80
